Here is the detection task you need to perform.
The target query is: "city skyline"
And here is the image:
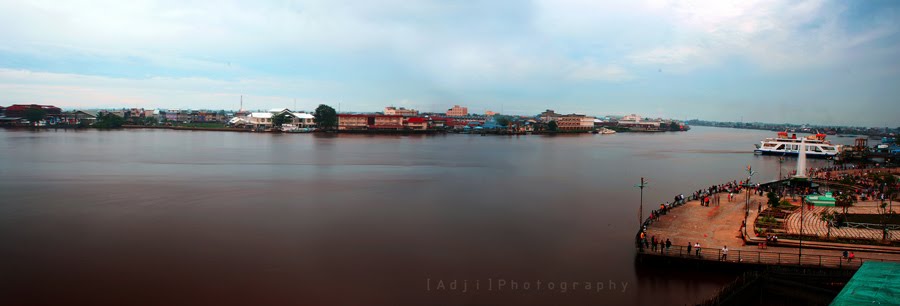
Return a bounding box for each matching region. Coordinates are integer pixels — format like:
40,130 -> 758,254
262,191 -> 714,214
1,0 -> 899,126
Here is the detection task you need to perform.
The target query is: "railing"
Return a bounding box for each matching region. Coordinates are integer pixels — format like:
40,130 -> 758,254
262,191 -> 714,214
636,244 -> 897,269
844,222 -> 900,231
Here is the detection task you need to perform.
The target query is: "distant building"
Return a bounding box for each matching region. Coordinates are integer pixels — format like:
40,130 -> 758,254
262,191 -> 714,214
619,114 -> 642,124
384,106 -> 419,116
127,108 -> 145,119
67,110 -> 98,125
617,113 -> 662,130
557,114 -> 595,131
539,109 -> 561,123
485,110 -> 497,116
338,114 -> 425,131
446,105 -> 468,117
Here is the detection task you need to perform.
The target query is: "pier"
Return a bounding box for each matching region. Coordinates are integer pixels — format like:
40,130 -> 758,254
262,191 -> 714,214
636,168 -> 900,271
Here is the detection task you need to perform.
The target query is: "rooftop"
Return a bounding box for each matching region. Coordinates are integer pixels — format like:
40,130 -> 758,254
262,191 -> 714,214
831,262 -> 900,305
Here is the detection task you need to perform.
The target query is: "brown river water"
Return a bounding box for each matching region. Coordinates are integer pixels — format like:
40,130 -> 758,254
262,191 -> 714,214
0,126 -> 845,305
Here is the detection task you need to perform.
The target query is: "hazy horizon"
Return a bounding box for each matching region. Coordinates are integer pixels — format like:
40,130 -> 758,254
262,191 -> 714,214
2,0 -> 899,126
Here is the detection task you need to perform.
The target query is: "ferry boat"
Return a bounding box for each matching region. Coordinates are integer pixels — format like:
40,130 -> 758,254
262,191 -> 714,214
753,132 -> 842,158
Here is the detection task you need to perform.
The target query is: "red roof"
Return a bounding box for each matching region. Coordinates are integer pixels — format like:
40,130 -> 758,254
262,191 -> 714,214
407,117 -> 426,123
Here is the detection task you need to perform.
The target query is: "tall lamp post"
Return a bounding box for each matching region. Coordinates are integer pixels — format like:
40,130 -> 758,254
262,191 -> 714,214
744,166 -> 756,213
636,177 -> 648,228
778,156 -> 785,180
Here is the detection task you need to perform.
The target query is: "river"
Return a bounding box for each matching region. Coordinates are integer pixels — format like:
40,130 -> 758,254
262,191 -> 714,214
0,126 -> 845,305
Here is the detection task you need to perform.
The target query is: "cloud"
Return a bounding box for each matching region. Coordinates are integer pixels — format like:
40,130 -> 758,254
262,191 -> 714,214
0,0 -> 897,124
626,0 -> 900,71
628,46 -> 703,66
566,61 -> 634,82
0,68 -> 333,110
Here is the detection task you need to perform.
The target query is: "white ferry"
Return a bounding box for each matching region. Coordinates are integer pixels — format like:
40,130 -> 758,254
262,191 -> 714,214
754,132 -> 842,158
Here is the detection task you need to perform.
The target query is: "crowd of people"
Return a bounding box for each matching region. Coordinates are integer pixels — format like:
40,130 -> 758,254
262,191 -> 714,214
637,178 -> 761,259
805,165 -> 899,203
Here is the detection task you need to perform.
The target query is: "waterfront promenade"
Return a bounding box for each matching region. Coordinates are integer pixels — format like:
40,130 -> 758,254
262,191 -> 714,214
639,176 -> 900,269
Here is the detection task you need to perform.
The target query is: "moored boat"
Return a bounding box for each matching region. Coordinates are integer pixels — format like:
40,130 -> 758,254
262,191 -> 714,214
753,132 -> 841,158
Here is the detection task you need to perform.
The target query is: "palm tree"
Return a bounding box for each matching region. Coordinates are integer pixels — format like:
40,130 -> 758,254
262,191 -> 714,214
819,209 -> 836,239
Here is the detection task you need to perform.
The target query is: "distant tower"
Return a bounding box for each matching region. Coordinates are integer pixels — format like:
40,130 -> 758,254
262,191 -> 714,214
794,139 -> 807,179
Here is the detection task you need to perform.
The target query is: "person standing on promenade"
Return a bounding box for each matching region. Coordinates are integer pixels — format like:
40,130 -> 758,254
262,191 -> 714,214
687,242 -> 692,255
665,238 -> 672,253
695,243 -> 701,257
721,246 -> 728,261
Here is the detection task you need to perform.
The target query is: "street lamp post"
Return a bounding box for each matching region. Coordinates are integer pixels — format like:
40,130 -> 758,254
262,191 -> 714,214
778,157 -> 785,180
744,166 -> 756,213
636,177 -> 648,228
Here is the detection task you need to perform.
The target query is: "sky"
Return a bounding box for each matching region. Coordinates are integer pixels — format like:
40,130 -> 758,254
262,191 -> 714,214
1,0 -> 899,126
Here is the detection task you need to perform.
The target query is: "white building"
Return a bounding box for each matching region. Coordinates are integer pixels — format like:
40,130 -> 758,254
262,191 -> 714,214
384,106 -> 418,116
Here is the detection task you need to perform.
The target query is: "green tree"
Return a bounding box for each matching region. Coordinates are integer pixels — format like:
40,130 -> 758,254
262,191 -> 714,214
272,112 -> 291,128
669,121 -> 680,131
836,191 -> 855,215
23,108 -> 47,126
766,191 -> 781,208
548,120 -> 558,132
820,209 -> 837,239
496,116 -> 511,127
313,104 -> 337,131
93,113 -> 125,129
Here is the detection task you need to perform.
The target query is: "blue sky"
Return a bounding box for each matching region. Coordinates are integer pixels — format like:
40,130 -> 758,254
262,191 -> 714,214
1,0 -> 898,126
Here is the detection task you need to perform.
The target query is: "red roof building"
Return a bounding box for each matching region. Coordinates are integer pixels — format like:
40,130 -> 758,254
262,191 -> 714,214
4,104 -> 62,118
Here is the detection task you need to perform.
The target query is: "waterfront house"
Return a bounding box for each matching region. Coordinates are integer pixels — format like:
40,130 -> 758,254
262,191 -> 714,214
248,112 -> 274,130
290,112 -> 315,128
428,117 -> 447,129
337,114 -> 368,130
373,115 -> 403,130
70,110 -> 98,125
338,114 -> 422,131
405,117 -> 428,130
164,109 -> 180,122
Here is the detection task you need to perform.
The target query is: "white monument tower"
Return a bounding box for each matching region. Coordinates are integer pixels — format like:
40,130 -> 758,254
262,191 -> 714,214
794,139 -> 808,179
